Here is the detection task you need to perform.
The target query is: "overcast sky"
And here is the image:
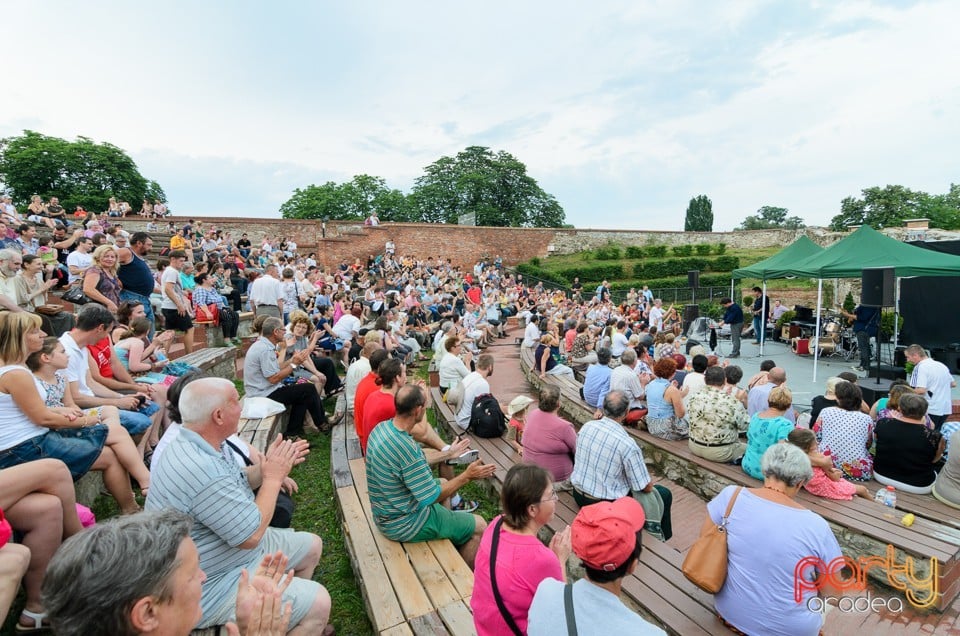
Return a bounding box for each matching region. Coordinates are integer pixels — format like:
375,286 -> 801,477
3,1 -> 958,230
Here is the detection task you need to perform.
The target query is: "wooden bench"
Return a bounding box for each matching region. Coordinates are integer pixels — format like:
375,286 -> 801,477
331,415 -> 476,635
520,349 -> 960,611
430,386 -> 733,634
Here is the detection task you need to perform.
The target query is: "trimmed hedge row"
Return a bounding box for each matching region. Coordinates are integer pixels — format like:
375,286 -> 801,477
609,273 -> 734,291
632,256 -> 739,279
603,243 -> 727,260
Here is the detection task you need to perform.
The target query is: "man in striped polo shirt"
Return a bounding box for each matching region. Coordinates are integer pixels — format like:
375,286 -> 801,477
366,384 -> 496,568
147,377 -> 333,634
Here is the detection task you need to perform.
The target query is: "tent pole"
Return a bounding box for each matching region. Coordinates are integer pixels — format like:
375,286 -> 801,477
813,280 -> 823,383
894,277 -> 901,352
760,280 -> 767,355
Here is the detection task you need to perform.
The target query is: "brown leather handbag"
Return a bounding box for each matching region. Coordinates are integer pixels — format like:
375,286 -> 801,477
682,486 -> 742,593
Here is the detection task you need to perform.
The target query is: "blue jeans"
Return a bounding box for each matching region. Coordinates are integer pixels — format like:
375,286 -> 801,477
753,314 -> 764,343
118,401 -> 158,436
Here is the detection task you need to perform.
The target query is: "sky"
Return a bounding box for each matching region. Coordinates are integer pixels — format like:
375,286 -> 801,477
3,0 -> 959,230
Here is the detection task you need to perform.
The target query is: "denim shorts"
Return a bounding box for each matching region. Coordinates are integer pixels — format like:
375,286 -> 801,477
0,425 -> 108,480
119,407 -> 154,436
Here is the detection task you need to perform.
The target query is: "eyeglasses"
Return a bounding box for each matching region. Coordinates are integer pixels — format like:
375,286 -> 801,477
539,492 -> 559,504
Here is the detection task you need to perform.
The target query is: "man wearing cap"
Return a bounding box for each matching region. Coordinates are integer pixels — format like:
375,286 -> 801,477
570,391 -> 673,541
527,497 -> 665,635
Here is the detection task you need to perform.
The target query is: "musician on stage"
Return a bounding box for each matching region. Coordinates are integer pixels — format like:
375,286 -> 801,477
750,286 -> 768,345
719,298 -> 743,359
840,302 -> 879,372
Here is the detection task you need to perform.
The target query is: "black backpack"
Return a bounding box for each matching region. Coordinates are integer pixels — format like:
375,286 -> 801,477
469,393 -> 507,438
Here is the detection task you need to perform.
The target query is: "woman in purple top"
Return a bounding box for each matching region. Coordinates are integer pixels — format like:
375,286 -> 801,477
521,386 -> 577,482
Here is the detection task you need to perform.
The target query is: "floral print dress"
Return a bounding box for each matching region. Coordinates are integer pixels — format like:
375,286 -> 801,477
814,407 -> 875,481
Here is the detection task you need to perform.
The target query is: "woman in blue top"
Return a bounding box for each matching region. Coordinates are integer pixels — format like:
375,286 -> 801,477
742,385 -> 795,480
645,356 -> 688,440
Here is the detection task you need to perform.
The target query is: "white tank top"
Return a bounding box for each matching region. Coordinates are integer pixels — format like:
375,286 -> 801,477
0,365 -> 48,451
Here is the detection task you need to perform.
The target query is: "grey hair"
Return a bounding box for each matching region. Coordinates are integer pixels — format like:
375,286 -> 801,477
620,348 -> 637,365
440,320 -> 454,334
42,509 -> 194,636
261,316 -> 283,336
538,385 -> 561,413
596,347 -> 612,365
602,390 -> 630,420
761,443 -> 813,488
898,393 -> 928,419
0,247 -> 19,262
179,377 -> 235,426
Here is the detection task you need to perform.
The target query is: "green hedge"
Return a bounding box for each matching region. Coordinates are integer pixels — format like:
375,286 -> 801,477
625,246 -> 645,259
515,263 -> 567,286
554,263 -> 624,283
595,245 -> 621,260
646,245 -> 668,258
631,256 -> 740,279
671,245 -> 694,257
609,273 -> 733,291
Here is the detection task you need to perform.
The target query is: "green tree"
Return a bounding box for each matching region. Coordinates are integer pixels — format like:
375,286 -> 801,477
279,174 -> 410,221
684,195 -> 713,231
828,185 -> 932,230
0,130 -> 165,213
737,205 -> 806,230
409,146 -> 564,227
920,183 -> 960,230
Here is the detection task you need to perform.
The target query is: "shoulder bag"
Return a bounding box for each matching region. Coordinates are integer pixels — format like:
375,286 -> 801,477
681,486 -> 742,593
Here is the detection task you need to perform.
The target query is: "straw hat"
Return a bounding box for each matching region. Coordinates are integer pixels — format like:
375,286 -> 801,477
507,395 -> 535,417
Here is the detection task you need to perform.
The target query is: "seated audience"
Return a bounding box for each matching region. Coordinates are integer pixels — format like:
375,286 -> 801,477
438,335 -> 471,395
505,395 -> 534,456
581,348 -> 613,415
522,386 -> 578,482
787,428 -> 871,500
535,333 -> 574,379
570,391 -> 673,541
146,377 -> 332,632
365,384 -> 495,568
472,464 -> 572,636
686,366 -> 749,463
703,444 -> 843,635
813,381 -> 874,481
934,430 -> 960,508
527,497 -> 663,635
644,357 -> 688,441
455,353 -> 495,431
874,393 -> 944,494
742,385 -> 796,480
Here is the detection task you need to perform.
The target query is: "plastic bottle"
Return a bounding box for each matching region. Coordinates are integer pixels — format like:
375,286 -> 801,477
882,485 -> 897,508
874,488 -> 886,504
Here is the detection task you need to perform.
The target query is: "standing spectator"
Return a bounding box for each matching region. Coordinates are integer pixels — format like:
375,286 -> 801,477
117,232 -> 159,331
249,263 -> 283,319
243,317 -> 326,437
160,250 -> 195,354
906,344 -> 956,431
718,297 -> 744,358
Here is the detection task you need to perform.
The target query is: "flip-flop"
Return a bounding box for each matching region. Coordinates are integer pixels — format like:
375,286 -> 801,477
16,609 -> 50,634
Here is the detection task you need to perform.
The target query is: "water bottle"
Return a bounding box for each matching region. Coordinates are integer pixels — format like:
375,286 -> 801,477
882,485 -> 897,508
874,488 -> 886,504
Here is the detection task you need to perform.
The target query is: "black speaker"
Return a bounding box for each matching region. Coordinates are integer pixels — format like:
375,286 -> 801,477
683,304 -> 699,322
861,267 -> 895,307
688,270 -> 700,288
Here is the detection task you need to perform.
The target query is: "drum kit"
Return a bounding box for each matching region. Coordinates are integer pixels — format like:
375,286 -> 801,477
813,310 -> 858,360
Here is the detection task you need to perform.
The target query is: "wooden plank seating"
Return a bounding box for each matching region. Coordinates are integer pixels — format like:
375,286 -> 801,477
330,414 -> 478,635
520,347 -> 960,611
171,346 -> 238,378
430,387 -> 733,634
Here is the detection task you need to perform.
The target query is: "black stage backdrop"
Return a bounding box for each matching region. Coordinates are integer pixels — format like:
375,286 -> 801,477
900,240 -> 960,348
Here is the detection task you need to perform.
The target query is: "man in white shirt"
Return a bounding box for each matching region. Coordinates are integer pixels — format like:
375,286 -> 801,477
610,320 -> 630,358
65,236 -> 94,284
647,299 -> 664,331
906,344 -> 957,431
249,264 -> 283,319
455,354 -> 494,431
609,349 -> 647,425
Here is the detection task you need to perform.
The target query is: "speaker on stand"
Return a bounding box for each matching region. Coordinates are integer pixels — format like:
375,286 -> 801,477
861,267 -> 896,385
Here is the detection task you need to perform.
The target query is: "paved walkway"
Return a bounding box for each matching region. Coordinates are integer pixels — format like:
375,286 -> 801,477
482,323 -> 960,635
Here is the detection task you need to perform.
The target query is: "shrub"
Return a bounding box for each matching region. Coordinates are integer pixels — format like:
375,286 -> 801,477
633,256 -> 735,279
775,310 -> 796,329
595,244 -> 622,260
711,256 -> 740,272
530,256 -> 541,267
646,245 -> 668,258
743,295 -> 754,307
556,264 -> 623,283
625,246 -> 645,259
698,301 -> 724,320
843,292 -> 856,314
715,243 -> 727,255
694,243 -> 712,256
516,263 -> 567,286
671,245 -> 693,257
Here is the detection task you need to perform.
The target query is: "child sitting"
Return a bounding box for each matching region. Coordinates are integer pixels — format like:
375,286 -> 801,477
787,428 -> 871,500
505,395 -> 534,456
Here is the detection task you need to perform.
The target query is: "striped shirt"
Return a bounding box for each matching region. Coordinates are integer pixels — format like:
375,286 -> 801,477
146,427 -> 261,619
365,420 -> 441,541
570,417 -> 651,500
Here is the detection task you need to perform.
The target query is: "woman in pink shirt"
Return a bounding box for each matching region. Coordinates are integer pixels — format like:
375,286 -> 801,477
521,386 -> 578,482
471,464 -> 571,635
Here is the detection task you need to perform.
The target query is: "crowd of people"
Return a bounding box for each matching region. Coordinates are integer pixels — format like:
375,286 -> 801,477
2,198 -> 960,635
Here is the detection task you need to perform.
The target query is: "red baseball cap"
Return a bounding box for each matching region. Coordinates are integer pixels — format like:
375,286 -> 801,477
571,497 -> 645,571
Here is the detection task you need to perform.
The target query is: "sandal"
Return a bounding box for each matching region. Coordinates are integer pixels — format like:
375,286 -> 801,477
17,609 -> 50,633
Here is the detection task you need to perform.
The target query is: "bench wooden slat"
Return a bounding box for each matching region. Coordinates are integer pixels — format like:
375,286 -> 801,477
379,624 -> 415,636
345,412 -> 363,459
403,541 -> 462,608
337,485 -> 407,630
407,611 -> 452,635
427,540 -> 475,600
436,600 -> 477,636
348,458 -> 437,620
331,422 -> 354,488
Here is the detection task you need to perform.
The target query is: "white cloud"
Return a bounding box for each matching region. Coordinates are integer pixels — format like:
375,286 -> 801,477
2,1 -> 958,229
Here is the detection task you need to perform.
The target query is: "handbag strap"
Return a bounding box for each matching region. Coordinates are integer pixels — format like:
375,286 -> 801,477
563,583 -> 578,636
489,517 -> 524,636
719,486 -> 743,529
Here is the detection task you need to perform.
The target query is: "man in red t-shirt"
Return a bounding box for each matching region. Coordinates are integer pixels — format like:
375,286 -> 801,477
353,349 -> 389,442
359,357 -> 405,453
